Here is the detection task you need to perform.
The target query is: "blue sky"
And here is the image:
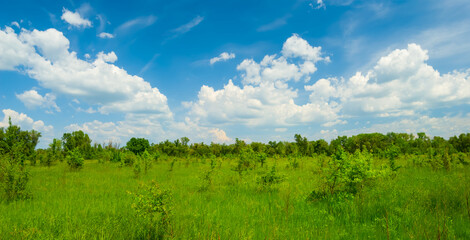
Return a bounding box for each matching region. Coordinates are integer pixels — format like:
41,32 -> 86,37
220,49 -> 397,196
1,0 -> 470,147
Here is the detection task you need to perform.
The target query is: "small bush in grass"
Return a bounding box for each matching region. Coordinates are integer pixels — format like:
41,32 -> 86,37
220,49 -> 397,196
232,148 -> 256,176
0,154 -> 31,201
257,166 -> 284,191
111,151 -> 122,163
129,181 -> 172,239
141,150 -> 152,174
308,147 -> 382,201
66,149 -> 84,170
133,158 -> 142,178
385,145 -> 401,172
121,152 -> 137,167
198,156 -> 217,192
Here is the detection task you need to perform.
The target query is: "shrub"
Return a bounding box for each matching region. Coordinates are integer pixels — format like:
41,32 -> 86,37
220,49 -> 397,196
66,149 -> 84,170
232,148 -> 256,176
385,145 -> 401,172
309,147 -> 381,201
0,154 -> 30,201
121,152 -> 137,167
111,151 -> 122,163
257,166 -> 284,191
198,156 -> 217,191
129,181 -> 172,239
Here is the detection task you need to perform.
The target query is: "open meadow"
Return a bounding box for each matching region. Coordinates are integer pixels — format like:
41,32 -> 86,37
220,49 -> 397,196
2,153 -> 470,239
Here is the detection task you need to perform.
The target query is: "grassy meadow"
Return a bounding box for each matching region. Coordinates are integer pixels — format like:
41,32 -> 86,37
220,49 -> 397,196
1,155 -> 470,239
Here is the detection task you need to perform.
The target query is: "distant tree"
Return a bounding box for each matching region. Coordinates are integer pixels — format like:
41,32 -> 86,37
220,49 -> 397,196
126,137 -> 150,155
62,130 -> 92,158
294,134 -> 309,156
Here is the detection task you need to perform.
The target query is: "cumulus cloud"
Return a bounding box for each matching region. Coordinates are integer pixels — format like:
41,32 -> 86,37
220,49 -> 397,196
0,27 -> 172,117
61,8 -> 92,28
0,109 -> 53,135
306,43 -> 470,117
16,89 -> 60,112
210,52 -> 235,65
98,32 -> 114,39
186,34 -> 334,127
96,51 -> 117,63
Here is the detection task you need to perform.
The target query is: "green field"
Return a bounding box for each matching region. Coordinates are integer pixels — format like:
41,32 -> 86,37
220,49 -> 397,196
2,156 -> 470,239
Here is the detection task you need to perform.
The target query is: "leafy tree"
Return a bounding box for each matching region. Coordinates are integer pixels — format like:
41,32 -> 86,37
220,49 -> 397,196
126,137 -> 150,155
62,130 -> 92,159
0,118 -> 39,201
294,134 -> 309,156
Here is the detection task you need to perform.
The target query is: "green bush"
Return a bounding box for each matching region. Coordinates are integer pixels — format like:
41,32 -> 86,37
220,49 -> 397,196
257,166 -> 284,191
66,149 -> 84,170
129,181 -> 172,239
0,154 -> 30,201
310,147 -> 382,201
121,152 -> 137,167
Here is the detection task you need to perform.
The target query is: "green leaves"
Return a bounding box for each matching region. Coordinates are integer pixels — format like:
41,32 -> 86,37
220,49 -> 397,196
66,149 -> 84,170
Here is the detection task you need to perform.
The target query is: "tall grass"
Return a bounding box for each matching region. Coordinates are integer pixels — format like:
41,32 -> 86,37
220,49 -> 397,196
1,157 -> 469,239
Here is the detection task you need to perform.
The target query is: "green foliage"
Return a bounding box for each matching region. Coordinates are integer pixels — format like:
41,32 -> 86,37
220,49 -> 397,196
141,150 -> 152,174
315,147 -> 379,198
62,131 -> 92,159
257,166 -> 284,191
256,152 -> 267,167
287,156 -> 300,169
111,150 -> 122,163
198,156 -> 217,192
66,149 -> 84,170
0,154 -> 30,201
129,181 -> 172,239
232,148 -> 256,176
126,137 -> 150,156
0,119 -> 37,201
385,145 -> 401,172
121,152 -> 137,167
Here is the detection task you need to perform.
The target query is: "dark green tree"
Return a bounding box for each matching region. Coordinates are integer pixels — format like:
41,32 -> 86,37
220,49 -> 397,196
126,137 -> 150,155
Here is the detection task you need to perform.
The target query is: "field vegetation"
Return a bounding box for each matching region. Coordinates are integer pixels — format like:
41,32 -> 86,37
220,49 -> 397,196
1,119 -> 470,239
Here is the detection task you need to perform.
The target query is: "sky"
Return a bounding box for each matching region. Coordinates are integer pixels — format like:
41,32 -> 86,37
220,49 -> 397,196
0,0 -> 469,148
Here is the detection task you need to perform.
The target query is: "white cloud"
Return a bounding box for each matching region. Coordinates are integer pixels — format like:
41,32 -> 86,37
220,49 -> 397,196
275,128 -> 287,132
98,32 -> 114,39
172,16 -> 204,34
210,52 -> 235,65
61,8 -> 92,28
282,34 -> 329,62
257,15 -> 290,32
16,89 -> 60,112
338,114 -> 470,139
0,27 -> 172,117
11,21 -> 20,28
96,51 -> 117,63
115,16 -> 156,35
208,129 -> 231,143
186,34 -> 334,127
66,115 -> 232,144
0,109 -> 53,135
310,0 -> 326,9
306,43 -> 470,117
